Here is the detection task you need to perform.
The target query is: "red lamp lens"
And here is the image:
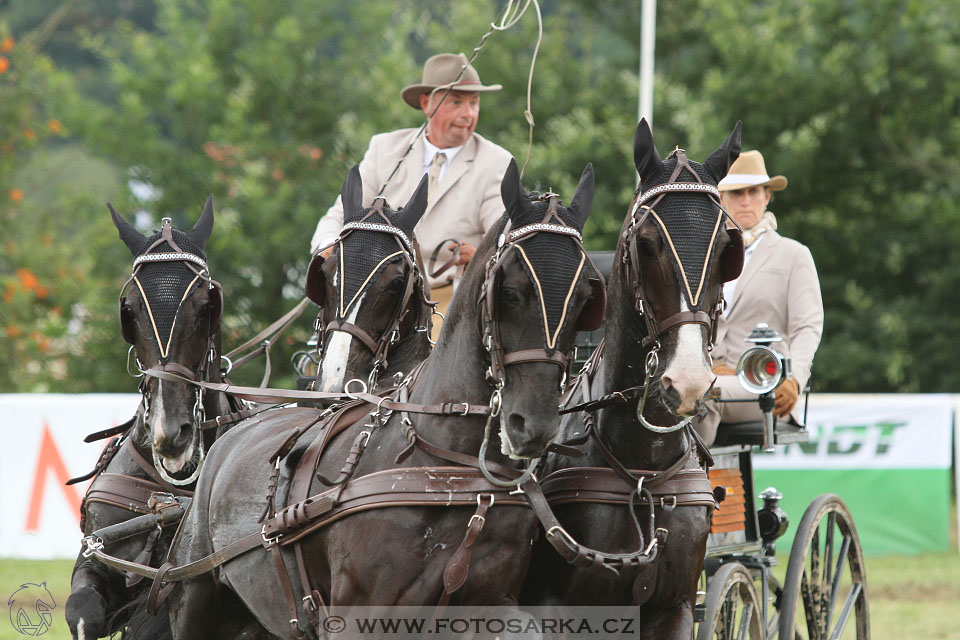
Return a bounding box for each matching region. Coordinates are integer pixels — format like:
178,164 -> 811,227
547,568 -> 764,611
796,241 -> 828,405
764,361 -> 778,376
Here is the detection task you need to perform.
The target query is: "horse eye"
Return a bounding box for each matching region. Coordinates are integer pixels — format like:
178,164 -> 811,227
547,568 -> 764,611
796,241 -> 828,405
500,287 -> 524,308
388,276 -> 406,293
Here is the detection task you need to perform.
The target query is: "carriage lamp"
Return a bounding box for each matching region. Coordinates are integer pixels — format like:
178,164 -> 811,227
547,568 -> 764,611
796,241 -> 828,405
736,323 -> 793,451
757,487 -> 789,557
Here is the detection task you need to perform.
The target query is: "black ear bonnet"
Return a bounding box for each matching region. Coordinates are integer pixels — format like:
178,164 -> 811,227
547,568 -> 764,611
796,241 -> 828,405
637,152 -> 742,311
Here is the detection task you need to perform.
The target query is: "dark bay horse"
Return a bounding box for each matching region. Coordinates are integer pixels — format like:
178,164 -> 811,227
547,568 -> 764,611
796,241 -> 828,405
521,120 -> 744,639
66,198 -> 241,640
163,159 -> 601,638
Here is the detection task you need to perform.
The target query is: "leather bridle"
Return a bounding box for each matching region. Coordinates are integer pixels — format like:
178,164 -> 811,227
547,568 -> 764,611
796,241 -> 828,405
620,150 -> 743,432
479,194 -> 605,392
312,199 -> 430,389
118,217 -> 224,485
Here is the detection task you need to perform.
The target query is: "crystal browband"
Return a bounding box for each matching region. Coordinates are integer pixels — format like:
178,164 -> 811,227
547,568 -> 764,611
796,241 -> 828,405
133,252 -> 208,270
509,223 -> 583,243
636,182 -> 721,207
340,222 -> 414,255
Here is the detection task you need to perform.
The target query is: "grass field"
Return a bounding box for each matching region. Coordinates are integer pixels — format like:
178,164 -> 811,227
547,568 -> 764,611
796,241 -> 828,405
2,550 -> 958,639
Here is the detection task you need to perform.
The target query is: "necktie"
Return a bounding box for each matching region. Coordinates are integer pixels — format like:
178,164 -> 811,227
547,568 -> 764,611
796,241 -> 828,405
428,152 -> 446,207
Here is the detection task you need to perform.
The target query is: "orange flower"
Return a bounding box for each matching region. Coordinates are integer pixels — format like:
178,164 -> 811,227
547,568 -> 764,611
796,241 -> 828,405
35,285 -> 48,299
0,56 -> 9,74
9,188 -> 24,202
0,36 -> 13,53
16,268 -> 38,290
6,325 -> 23,339
23,128 -> 35,140
3,284 -> 15,303
309,147 -> 322,161
272,169 -> 284,181
47,120 -> 62,134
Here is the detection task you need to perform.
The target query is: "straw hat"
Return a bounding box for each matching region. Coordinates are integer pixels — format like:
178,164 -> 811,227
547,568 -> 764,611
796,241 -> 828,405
718,150 -> 787,191
401,53 -> 502,109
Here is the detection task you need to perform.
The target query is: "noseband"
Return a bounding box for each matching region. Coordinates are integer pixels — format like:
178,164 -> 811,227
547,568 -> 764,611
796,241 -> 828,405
317,199 -> 429,388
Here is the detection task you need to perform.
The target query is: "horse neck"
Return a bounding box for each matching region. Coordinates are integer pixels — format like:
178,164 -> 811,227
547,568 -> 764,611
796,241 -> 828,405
594,255 -> 690,469
403,280 -> 493,454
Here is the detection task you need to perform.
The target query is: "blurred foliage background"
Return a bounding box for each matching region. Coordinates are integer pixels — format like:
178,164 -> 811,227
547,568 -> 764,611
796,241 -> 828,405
2,0 -> 958,393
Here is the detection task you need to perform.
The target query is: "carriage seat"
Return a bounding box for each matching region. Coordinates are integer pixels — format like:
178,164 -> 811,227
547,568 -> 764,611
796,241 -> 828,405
586,251 -> 615,284
712,419 -> 810,447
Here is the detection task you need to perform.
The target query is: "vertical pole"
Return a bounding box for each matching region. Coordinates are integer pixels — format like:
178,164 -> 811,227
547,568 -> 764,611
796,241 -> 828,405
638,0 -> 657,187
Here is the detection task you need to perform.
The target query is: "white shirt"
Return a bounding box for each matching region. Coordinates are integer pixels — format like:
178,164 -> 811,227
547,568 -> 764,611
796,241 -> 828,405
722,233 -> 764,318
422,138 -> 464,183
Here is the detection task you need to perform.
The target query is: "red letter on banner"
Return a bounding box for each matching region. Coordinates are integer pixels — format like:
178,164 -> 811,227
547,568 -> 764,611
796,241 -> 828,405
25,423 -> 82,531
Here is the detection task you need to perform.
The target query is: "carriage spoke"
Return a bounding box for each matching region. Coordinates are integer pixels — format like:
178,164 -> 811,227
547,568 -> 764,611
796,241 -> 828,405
738,602 -> 755,640
824,535 -> 851,635
827,582 -> 862,640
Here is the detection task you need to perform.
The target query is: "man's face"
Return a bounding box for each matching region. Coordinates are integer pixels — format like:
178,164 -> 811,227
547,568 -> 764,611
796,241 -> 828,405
420,90 -> 480,149
721,186 -> 771,229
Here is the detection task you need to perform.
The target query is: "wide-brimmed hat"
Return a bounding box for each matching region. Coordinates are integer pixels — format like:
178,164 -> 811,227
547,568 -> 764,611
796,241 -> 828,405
718,150 -> 787,191
401,53 -> 502,109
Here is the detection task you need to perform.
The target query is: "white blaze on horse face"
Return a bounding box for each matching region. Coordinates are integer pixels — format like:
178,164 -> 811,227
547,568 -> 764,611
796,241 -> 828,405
150,379 -> 192,472
661,296 -> 714,416
319,290 -> 365,392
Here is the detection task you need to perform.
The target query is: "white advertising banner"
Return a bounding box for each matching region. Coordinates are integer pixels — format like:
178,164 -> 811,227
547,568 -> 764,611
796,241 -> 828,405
754,393 -> 954,470
0,394 -> 140,559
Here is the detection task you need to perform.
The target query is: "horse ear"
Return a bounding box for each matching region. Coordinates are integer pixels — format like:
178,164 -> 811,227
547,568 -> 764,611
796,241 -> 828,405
341,165 -> 364,223
633,118 -> 663,184
703,121 -> 742,183
500,158 -> 525,220
567,163 -> 595,230
394,174 -> 429,235
109,203 -> 145,256
189,194 -> 215,250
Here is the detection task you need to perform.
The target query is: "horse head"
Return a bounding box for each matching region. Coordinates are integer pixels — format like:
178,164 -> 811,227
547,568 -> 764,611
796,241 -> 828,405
622,119 -> 743,423
306,165 -> 431,393
482,159 -> 602,457
111,197 -> 222,485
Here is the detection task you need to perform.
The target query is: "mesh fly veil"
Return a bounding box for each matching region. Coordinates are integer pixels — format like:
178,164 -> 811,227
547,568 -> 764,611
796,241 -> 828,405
334,201 -> 412,321
124,225 -> 211,360
637,150 -> 725,311
510,194 -> 589,351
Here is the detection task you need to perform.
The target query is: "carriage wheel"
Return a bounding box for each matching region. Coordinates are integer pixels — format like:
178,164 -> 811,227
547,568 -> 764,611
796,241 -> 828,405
697,562 -> 764,640
779,494 -> 869,639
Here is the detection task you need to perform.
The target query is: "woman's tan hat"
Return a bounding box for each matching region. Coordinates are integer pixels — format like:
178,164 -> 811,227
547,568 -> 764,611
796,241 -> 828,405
718,150 -> 787,191
401,53 -> 502,109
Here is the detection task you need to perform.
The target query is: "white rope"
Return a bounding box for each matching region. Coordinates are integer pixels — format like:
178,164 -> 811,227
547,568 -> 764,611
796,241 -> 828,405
378,0 -> 544,194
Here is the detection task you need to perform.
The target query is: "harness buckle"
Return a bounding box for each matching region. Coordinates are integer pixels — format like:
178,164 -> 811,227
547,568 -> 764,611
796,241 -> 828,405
302,594 -> 317,612
261,524 -> 281,547
460,403 -> 470,416
467,514 -> 486,532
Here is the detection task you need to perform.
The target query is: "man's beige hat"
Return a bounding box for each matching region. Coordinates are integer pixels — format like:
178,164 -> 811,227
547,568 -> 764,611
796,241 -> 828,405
401,53 -> 502,109
718,150 -> 787,191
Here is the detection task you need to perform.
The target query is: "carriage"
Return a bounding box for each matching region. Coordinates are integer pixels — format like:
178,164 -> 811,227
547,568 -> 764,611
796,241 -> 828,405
72,121 -> 869,640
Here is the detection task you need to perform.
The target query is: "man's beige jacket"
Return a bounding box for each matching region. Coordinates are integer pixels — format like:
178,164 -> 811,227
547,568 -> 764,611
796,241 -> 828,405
713,229 -> 824,426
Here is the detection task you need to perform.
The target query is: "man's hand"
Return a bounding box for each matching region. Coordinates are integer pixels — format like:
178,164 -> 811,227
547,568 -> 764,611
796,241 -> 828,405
774,377 -> 799,417
457,242 -> 476,265
712,364 -> 736,376
320,245 -> 334,259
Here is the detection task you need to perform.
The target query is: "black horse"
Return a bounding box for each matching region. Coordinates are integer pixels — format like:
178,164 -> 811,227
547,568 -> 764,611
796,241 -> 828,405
66,198 -> 241,640
521,120 -> 744,639
304,166 -> 434,394
162,159 -> 601,638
